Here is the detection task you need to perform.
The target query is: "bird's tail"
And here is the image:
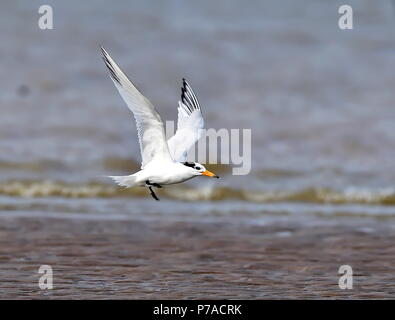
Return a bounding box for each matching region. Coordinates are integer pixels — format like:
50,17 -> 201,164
108,175 -> 138,188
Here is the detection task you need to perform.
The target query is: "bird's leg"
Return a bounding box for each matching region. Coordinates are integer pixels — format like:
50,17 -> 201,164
146,180 -> 161,201
145,180 -> 162,188
151,183 -> 162,188
148,186 -> 159,201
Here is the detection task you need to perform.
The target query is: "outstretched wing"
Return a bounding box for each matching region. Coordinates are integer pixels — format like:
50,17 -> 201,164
167,78 -> 204,162
101,47 -> 173,168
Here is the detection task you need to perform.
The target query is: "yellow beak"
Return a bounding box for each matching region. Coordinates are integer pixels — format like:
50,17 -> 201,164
201,170 -> 219,178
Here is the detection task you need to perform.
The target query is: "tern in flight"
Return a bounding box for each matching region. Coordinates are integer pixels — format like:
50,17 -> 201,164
100,47 -> 219,201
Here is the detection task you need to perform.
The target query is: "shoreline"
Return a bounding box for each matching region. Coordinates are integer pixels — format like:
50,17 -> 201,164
0,214 -> 394,299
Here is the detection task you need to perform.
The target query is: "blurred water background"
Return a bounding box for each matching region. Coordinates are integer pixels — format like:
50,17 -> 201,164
1,0 -> 395,224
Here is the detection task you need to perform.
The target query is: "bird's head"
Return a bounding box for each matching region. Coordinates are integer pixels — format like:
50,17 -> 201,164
182,162 -> 219,178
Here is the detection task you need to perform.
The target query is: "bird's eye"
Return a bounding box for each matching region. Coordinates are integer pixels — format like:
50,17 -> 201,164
196,166 -> 201,170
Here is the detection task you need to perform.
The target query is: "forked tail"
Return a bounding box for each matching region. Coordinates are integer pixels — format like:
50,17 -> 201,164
109,175 -> 138,188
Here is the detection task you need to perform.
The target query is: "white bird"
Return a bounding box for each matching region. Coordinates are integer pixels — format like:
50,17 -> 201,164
100,47 -> 219,201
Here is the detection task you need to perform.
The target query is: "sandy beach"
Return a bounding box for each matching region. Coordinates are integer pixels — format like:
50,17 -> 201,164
1,212 -> 394,299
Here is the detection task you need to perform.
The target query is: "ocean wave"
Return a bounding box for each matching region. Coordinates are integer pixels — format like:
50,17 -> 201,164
0,160 -> 68,172
1,180 -> 395,205
0,158 -> 232,175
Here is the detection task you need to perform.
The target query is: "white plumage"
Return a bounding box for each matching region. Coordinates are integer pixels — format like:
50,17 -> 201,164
100,47 -> 218,200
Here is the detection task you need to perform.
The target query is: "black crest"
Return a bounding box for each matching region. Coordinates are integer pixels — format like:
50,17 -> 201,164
183,162 -> 196,168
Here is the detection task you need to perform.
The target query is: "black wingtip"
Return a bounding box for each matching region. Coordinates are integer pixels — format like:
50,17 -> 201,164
182,78 -> 189,89
100,45 -> 106,55
180,77 -> 201,112
181,78 -> 187,90
180,87 -> 192,113
148,187 -> 160,201
100,46 -> 122,86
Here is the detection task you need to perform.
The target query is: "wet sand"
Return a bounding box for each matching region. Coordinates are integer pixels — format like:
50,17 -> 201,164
0,215 -> 394,299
